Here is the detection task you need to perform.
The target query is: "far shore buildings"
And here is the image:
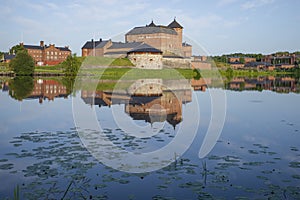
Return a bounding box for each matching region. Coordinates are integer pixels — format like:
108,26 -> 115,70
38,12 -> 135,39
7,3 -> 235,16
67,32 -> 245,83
228,54 -> 298,70
0,53 -> 16,63
18,41 -> 71,66
81,19 -> 197,69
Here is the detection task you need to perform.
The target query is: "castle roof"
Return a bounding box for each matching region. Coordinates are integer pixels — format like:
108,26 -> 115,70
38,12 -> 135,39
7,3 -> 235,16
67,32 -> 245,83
126,26 -> 177,35
148,20 -> 156,27
81,39 -> 109,49
168,19 -> 183,29
182,42 -> 191,47
108,41 -> 142,49
127,43 -> 162,54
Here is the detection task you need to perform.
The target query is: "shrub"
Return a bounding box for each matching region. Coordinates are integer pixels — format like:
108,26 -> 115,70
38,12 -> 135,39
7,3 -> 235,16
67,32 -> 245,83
9,50 -> 35,75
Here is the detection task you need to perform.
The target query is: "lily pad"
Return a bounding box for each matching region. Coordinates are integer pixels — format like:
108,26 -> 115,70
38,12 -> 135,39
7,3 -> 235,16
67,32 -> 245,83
0,163 -> 14,170
289,161 -> 300,168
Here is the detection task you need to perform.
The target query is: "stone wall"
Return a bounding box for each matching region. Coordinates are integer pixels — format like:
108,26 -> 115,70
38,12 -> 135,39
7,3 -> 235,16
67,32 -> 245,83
183,45 -> 192,57
191,61 -> 211,70
128,52 -> 163,69
162,57 -> 191,69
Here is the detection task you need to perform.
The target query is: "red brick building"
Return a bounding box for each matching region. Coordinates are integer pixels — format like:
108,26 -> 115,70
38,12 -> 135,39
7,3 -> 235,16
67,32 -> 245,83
20,41 -> 71,66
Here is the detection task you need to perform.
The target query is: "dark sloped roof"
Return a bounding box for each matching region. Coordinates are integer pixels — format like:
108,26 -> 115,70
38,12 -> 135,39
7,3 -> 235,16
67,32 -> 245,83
245,62 -> 272,67
168,19 -> 183,29
4,53 -> 16,60
23,44 -> 71,51
57,47 -> 71,51
182,42 -> 191,47
81,40 -> 109,49
230,61 -> 243,64
127,43 -> 162,54
23,45 -> 43,50
126,26 -> 177,35
104,51 -> 128,55
148,20 -> 156,27
108,42 -> 142,49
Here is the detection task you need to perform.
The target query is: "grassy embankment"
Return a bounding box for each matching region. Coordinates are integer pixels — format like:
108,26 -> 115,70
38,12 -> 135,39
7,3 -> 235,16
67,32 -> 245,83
1,57 -> 296,78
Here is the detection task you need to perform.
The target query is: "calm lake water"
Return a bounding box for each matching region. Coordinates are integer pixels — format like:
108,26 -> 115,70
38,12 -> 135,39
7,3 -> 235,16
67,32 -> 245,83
0,75 -> 300,199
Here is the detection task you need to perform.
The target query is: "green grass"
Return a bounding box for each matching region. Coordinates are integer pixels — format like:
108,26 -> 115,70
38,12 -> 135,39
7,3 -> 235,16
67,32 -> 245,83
34,69 -> 63,73
109,58 -> 134,66
220,69 -> 291,77
79,68 -> 195,80
0,63 -> 10,72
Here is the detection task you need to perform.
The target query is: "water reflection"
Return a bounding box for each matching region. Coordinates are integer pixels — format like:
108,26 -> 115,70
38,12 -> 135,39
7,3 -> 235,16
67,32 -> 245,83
9,76 -> 34,101
29,79 -> 69,103
225,76 -> 300,93
81,79 -> 192,128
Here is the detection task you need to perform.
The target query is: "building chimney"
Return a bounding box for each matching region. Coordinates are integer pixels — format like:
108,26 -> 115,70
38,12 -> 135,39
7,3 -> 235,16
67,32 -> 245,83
40,41 -> 44,47
91,39 -> 94,42
100,38 -> 102,42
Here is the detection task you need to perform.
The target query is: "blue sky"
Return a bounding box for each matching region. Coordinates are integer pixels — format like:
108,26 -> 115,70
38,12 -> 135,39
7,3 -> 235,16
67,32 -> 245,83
1,0 -> 299,55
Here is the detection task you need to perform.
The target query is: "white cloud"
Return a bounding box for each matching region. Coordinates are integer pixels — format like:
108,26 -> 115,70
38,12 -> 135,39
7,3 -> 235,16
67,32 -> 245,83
44,2 -> 59,10
241,0 -> 274,10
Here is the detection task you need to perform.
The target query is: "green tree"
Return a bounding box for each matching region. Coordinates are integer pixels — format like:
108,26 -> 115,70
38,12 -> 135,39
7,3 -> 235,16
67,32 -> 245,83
225,67 -> 234,81
9,76 -> 34,101
9,45 -> 25,55
62,54 -> 81,76
240,57 -> 245,64
9,50 -> 35,75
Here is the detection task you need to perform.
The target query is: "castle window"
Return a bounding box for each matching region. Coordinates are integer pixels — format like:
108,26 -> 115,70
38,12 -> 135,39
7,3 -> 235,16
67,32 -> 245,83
150,59 -> 153,62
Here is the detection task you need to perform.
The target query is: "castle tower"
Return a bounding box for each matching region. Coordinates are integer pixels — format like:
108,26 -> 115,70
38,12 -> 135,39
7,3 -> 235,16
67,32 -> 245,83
168,18 -> 183,56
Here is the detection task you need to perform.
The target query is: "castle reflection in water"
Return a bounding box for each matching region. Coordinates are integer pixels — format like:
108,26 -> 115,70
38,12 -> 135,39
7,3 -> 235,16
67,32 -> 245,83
1,76 -> 299,127
81,79 -> 192,128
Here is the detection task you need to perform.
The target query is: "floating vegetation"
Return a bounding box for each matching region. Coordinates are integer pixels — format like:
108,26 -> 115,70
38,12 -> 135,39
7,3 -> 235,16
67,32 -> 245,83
292,174 -> 300,179
152,195 -> 176,200
289,161 -> 300,168
215,162 -> 239,170
0,114 -> 299,200
290,146 -> 299,151
256,175 -> 269,181
208,155 -> 222,160
0,163 -> 14,170
267,151 -> 277,156
179,181 -> 203,192
224,156 -> 240,163
243,161 -> 264,166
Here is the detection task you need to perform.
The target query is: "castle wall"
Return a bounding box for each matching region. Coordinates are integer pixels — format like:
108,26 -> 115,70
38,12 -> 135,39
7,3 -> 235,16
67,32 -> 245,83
183,45 -> 192,57
162,57 -> 191,69
126,32 -> 183,56
128,52 -> 163,69
191,61 -> 211,70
